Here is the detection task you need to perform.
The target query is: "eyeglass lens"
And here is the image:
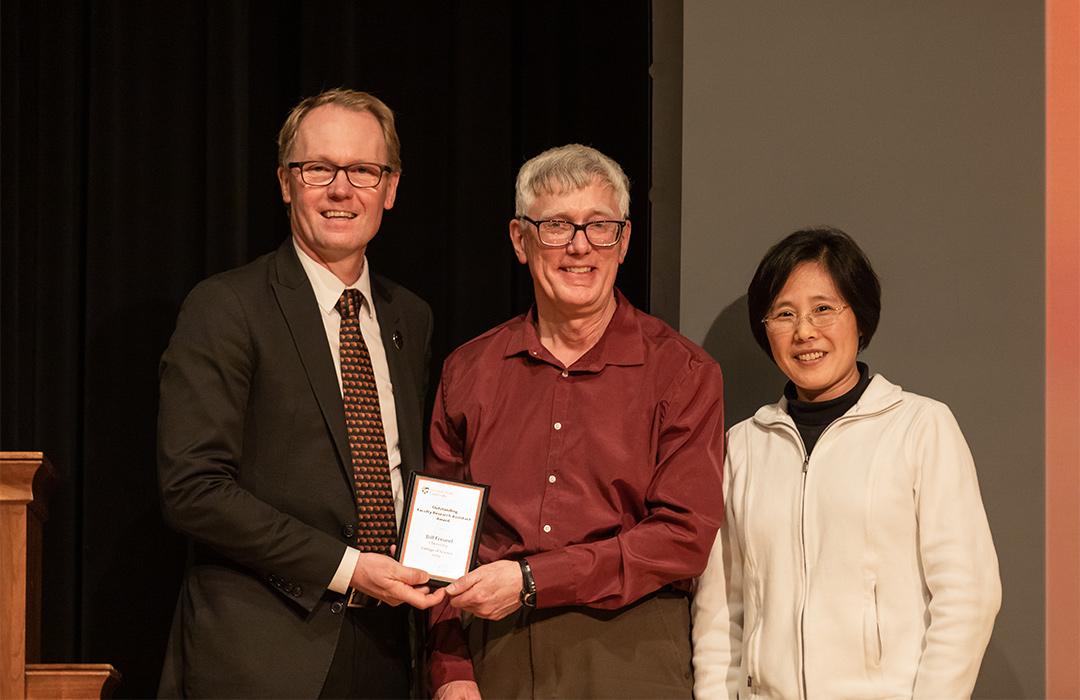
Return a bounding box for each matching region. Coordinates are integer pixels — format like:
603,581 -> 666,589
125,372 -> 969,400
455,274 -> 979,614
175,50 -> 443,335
537,221 -> 621,246
300,162 -> 384,188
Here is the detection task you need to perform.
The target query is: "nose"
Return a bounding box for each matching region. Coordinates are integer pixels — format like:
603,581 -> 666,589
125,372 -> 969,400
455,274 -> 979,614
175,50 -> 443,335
326,169 -> 352,199
793,314 -> 818,341
565,227 -> 592,255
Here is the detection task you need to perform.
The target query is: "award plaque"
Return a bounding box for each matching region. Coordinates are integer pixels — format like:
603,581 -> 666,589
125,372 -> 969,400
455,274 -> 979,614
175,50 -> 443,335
397,473 -> 489,586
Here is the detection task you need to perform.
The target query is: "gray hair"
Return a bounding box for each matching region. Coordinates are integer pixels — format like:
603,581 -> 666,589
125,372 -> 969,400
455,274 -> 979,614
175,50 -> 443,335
514,144 -> 630,217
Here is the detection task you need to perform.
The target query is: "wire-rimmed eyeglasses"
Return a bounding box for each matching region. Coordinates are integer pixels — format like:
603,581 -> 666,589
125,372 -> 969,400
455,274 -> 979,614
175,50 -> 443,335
761,304 -> 849,334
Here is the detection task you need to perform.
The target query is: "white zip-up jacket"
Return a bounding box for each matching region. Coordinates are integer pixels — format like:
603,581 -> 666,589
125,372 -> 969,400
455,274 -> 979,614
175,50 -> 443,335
692,375 -> 1000,699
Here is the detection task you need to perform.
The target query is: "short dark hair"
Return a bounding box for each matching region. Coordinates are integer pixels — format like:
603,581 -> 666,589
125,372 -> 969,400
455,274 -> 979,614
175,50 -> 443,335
747,226 -> 881,359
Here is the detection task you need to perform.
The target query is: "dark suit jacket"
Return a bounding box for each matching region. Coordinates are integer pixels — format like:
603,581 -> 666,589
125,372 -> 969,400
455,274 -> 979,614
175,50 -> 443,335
157,239 -> 432,698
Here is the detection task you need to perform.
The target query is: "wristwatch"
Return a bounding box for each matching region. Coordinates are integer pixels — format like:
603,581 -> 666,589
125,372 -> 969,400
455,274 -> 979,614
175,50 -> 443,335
519,558 -> 537,608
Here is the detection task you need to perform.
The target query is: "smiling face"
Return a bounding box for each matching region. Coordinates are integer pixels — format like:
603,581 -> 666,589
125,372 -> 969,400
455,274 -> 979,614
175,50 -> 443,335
509,179 -> 630,323
767,261 -> 861,402
276,104 -> 399,272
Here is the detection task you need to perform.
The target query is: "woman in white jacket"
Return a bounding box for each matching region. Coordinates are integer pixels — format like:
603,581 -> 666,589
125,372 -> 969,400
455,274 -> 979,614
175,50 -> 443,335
692,228 -> 1000,699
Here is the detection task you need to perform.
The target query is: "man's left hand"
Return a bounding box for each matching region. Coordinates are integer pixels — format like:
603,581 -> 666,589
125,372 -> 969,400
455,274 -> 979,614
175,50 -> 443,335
444,560 -> 523,620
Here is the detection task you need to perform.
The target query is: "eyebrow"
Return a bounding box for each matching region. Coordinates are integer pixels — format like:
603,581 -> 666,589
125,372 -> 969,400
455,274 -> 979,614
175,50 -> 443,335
297,156 -> 385,164
771,293 -> 842,307
537,209 -> 619,221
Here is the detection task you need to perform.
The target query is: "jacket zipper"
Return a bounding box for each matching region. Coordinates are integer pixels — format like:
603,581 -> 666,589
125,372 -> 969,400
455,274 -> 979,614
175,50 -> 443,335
798,449 -> 809,700
797,417 -> 854,700
769,402 -> 900,700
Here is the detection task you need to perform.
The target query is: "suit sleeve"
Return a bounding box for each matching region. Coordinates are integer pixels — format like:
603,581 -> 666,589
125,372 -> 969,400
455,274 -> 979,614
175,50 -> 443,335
157,277 -> 345,612
910,402 -> 1001,698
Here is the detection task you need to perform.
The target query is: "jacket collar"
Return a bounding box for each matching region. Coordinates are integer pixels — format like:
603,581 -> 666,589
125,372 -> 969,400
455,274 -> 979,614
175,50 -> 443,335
291,239 -> 378,320
753,373 -> 905,429
270,240 -> 352,474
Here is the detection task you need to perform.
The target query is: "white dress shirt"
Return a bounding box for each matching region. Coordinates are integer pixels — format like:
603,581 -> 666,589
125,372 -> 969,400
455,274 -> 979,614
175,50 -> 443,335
293,241 -> 404,593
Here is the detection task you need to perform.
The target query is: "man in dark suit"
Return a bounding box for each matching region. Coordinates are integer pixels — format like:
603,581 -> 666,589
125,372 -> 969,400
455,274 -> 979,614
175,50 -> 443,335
158,88 -> 444,699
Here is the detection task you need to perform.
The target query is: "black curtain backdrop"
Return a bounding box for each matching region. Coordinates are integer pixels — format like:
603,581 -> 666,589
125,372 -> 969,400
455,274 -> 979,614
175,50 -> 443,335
1,1 -> 651,696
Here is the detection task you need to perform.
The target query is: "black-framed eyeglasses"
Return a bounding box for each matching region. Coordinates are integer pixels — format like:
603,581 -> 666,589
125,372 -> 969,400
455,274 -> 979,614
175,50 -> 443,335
519,216 -> 627,248
287,160 -> 393,189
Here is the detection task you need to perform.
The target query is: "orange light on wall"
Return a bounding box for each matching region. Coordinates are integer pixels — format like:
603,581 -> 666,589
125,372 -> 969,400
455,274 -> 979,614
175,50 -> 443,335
1046,0 -> 1080,697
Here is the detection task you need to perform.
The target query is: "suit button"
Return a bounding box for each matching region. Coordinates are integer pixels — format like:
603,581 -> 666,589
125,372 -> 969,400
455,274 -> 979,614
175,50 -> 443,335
331,601 -> 344,614
342,524 -> 355,540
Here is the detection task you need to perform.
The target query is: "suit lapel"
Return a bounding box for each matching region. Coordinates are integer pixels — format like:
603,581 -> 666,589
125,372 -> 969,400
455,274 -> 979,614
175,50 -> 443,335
270,241 -> 352,475
372,276 -> 422,477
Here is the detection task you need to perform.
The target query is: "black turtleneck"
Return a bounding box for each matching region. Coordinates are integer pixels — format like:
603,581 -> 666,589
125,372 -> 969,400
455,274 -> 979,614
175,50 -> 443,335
784,362 -> 872,456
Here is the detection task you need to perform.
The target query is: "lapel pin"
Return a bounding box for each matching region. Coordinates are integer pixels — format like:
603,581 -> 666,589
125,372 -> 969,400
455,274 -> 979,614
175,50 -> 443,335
392,330 -> 403,350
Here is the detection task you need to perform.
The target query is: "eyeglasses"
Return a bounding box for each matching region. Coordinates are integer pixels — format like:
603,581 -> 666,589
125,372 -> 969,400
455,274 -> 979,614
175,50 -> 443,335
288,160 -> 393,189
520,216 -> 627,248
762,304 -> 849,334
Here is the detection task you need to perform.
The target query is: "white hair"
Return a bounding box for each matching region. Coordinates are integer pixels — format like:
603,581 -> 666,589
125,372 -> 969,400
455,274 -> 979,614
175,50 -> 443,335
514,144 -> 630,217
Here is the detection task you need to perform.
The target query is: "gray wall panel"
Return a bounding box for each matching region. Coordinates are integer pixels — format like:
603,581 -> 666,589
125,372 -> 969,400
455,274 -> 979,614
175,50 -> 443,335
675,1 -> 1045,696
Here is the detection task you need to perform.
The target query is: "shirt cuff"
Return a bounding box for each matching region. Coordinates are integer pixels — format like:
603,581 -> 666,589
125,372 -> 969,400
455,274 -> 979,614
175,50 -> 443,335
523,548 -> 576,608
430,652 -> 477,690
328,546 -> 360,594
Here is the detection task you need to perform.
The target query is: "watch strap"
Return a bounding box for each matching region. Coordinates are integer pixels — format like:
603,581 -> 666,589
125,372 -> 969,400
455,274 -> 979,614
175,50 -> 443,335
519,558 -> 537,607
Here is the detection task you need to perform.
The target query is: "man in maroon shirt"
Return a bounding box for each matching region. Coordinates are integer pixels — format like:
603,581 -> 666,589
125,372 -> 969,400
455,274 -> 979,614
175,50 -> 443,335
426,144 -> 725,699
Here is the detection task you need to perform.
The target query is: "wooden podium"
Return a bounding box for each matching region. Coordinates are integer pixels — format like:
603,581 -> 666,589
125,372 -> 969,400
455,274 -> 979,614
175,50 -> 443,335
1,452 -> 120,699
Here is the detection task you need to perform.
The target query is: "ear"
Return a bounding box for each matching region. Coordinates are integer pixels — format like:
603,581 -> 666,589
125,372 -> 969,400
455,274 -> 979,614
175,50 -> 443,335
277,166 -> 292,204
617,219 -> 632,263
382,171 -> 401,210
509,218 -> 528,265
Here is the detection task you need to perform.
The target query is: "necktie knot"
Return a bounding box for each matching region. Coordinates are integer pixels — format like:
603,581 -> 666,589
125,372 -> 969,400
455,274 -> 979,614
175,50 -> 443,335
336,289 -> 363,320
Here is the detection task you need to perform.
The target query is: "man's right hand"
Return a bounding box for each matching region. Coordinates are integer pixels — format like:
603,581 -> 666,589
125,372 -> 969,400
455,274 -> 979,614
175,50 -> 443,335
349,553 -> 446,609
433,680 -> 482,700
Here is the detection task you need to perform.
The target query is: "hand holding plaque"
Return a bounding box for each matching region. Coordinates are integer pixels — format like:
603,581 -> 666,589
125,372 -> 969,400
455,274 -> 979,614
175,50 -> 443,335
397,473 -> 488,585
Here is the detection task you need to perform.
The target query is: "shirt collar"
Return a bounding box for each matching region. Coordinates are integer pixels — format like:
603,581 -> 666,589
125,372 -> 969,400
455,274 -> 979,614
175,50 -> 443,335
503,289 -> 646,371
292,238 -> 375,319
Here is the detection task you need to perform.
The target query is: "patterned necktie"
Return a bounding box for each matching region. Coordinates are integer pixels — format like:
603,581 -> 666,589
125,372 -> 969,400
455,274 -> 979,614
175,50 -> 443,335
335,289 -> 397,553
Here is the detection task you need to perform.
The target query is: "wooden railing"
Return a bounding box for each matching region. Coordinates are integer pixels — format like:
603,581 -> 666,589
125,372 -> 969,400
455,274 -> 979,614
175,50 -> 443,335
1,452 -> 120,698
